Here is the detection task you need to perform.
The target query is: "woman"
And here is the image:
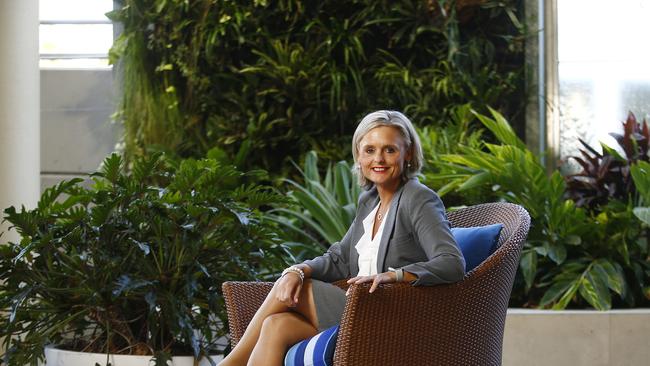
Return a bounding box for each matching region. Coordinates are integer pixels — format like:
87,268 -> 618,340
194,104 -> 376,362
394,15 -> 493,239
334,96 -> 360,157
219,110 -> 465,366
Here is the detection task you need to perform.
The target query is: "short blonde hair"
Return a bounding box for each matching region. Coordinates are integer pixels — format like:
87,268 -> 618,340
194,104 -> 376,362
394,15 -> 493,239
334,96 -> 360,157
352,110 -> 423,190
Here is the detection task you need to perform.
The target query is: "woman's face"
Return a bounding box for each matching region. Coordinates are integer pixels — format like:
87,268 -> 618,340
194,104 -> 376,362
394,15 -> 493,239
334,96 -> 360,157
358,126 -> 411,191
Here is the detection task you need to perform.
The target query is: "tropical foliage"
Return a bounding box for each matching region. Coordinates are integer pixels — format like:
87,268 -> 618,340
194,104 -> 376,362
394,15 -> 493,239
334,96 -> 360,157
631,160 -> 650,226
434,108 -> 650,310
108,0 -> 526,173
270,151 -> 361,261
418,103 -> 490,207
0,153 -> 287,364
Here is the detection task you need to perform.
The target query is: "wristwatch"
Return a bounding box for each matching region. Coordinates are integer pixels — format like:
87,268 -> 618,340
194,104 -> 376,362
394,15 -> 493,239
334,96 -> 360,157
388,267 -> 404,282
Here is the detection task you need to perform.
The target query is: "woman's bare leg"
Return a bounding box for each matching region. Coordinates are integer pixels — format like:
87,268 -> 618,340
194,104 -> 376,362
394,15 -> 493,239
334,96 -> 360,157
219,280 -> 318,366
247,312 -> 318,366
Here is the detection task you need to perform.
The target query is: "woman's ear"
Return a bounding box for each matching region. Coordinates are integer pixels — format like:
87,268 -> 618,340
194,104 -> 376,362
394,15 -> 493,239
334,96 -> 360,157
406,146 -> 413,162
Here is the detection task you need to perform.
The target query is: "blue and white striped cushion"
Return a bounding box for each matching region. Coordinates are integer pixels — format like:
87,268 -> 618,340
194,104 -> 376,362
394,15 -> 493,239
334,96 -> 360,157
284,325 -> 339,366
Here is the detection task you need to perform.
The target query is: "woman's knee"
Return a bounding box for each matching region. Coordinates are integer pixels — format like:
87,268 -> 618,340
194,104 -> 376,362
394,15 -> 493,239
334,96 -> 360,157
260,313 -> 293,335
259,312 -> 317,349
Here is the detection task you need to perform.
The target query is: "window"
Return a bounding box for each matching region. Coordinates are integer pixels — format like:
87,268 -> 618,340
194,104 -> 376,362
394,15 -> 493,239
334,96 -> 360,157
557,0 -> 650,161
39,0 -> 114,68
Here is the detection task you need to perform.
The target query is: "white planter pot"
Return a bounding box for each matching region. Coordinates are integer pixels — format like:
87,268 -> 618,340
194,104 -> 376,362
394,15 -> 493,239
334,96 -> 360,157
503,308 -> 650,366
45,347 -> 223,366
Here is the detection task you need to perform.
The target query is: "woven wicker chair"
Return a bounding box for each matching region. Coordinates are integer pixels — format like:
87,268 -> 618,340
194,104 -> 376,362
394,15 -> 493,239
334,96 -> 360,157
222,202 -> 530,366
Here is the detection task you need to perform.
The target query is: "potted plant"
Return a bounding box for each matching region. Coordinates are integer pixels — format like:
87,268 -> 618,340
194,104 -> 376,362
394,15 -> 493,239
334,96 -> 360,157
0,153 -> 288,365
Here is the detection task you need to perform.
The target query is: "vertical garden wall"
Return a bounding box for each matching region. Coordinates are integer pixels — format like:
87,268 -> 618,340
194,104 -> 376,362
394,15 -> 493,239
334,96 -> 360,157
106,0 -> 650,311
109,0 -> 526,173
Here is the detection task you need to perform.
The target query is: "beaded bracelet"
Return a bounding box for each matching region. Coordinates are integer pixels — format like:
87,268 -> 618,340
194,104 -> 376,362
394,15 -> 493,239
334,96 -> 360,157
281,266 -> 305,283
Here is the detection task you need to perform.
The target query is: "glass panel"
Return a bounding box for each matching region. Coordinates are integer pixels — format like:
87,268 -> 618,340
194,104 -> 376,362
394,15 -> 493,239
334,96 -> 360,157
557,0 -> 650,169
40,0 -> 113,22
40,24 -> 113,55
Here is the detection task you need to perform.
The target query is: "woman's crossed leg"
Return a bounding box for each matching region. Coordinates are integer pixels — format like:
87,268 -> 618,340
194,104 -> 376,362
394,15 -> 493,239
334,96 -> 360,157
219,279 -> 319,366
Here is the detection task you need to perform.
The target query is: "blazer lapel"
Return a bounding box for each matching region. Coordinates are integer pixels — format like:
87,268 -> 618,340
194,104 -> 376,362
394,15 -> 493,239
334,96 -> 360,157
376,183 -> 407,273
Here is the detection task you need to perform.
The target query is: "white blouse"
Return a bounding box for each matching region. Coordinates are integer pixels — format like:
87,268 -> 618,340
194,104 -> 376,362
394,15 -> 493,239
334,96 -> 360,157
355,202 -> 390,276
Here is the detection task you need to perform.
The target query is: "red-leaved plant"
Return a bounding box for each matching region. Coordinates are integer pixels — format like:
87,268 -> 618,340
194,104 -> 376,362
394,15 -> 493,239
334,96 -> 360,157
565,112 -> 650,209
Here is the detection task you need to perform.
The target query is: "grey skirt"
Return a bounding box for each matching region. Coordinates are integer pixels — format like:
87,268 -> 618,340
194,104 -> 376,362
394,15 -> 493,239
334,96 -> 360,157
310,279 -> 347,331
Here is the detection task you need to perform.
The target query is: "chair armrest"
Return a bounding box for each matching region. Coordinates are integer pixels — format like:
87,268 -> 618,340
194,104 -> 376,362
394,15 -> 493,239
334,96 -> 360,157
222,281 -> 274,347
222,279 -> 349,347
334,279 -> 507,366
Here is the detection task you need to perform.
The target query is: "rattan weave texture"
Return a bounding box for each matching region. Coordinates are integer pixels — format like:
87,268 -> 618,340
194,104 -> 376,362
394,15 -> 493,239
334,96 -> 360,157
222,202 -> 530,366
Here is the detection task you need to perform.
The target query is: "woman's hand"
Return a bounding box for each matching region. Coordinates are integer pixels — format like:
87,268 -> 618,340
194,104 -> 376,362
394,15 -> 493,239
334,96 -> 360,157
346,272 -> 397,293
274,272 -> 303,307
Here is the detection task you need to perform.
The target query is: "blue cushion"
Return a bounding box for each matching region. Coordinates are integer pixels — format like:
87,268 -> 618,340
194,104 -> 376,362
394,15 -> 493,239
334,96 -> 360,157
451,223 -> 504,272
284,325 -> 339,366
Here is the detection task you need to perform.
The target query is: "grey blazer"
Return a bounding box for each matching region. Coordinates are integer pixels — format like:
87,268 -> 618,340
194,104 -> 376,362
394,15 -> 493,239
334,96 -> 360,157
303,178 -> 466,286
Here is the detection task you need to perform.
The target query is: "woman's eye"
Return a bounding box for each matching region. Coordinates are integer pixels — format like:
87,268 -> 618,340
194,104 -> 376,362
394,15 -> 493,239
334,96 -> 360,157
386,147 -> 396,153
365,148 -> 374,154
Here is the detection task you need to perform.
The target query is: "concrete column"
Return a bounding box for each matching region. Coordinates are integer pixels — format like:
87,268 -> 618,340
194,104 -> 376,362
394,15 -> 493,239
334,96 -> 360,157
0,1 -> 40,243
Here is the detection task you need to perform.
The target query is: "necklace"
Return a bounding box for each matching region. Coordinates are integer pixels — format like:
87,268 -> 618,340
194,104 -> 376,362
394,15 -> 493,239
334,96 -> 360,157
376,204 -> 385,222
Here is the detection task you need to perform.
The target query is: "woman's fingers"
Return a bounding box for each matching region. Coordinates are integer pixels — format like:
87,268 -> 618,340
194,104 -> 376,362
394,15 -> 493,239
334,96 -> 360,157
347,272 -> 398,294
284,287 -> 298,307
291,282 -> 302,305
369,274 -> 382,293
274,284 -> 289,305
369,272 -> 396,293
275,275 -> 301,307
353,275 -> 374,284
280,285 -> 293,306
346,276 -> 361,284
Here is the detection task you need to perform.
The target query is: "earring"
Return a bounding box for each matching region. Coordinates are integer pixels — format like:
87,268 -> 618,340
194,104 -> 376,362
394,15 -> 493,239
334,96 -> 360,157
407,162 -> 412,168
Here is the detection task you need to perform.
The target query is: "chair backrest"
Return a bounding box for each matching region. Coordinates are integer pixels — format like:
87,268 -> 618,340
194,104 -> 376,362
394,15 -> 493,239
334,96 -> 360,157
443,202 -> 530,364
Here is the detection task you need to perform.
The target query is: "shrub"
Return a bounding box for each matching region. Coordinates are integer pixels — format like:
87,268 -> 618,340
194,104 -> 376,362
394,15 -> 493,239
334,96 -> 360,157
0,153 -> 288,364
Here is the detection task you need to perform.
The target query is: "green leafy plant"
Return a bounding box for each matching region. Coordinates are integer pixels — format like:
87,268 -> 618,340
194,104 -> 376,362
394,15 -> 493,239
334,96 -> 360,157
418,103 -> 490,206
0,153 -> 287,365
629,161 -> 650,300
270,151 -> 361,260
565,112 -> 650,209
432,108 -> 648,309
631,160 -> 650,225
108,0 -> 525,173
